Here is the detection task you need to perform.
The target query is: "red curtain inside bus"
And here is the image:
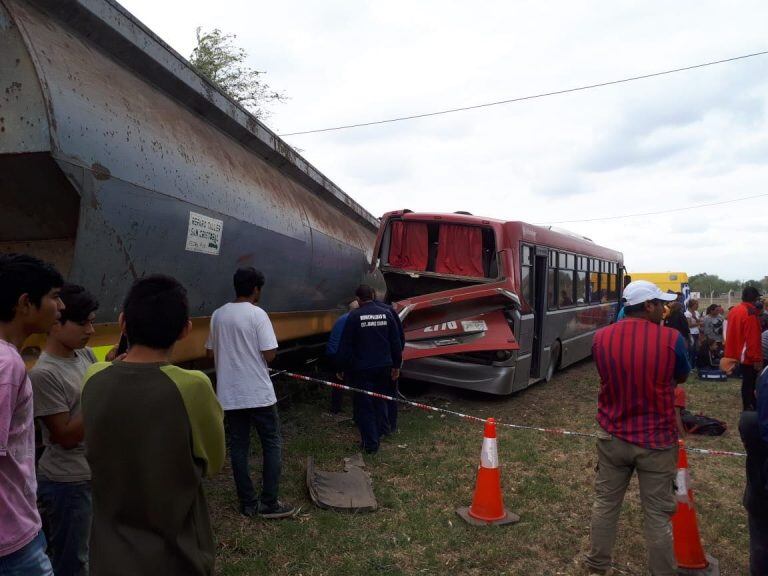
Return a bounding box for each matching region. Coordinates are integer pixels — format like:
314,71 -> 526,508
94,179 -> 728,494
388,220 -> 428,271
435,224 -> 484,277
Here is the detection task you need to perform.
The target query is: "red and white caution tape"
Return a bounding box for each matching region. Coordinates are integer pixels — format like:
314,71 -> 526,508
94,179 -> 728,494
683,447 -> 746,457
274,370 -> 487,423
273,370 -> 746,458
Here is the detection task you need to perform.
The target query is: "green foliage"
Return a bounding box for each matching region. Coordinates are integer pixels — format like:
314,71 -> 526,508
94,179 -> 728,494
688,272 -> 767,296
189,27 -> 286,119
744,278 -> 765,290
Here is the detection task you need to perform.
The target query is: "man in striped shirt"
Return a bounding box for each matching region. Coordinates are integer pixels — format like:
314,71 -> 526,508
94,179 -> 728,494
585,281 -> 690,576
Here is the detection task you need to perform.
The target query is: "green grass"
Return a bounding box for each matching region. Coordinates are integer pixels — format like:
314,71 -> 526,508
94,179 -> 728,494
207,362 -> 749,575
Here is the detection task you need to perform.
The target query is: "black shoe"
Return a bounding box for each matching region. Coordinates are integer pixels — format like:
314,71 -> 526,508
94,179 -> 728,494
257,500 -> 296,519
239,504 -> 259,518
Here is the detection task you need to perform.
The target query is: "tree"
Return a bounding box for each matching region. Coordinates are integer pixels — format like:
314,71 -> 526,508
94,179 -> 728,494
689,273 -> 725,296
189,27 -> 286,119
688,273 -> 743,297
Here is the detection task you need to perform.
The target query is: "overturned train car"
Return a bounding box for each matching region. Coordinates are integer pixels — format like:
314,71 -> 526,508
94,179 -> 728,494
0,0 -> 383,361
373,211 -> 624,395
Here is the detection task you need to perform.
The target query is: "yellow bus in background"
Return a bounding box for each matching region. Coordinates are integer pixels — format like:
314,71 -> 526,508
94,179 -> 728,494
625,272 -> 689,294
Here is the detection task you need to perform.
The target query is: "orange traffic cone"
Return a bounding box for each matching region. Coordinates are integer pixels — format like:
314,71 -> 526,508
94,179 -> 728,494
672,440 -> 719,575
456,418 -> 519,526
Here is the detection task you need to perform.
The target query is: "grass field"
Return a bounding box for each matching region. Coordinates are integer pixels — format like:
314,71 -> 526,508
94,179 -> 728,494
206,361 -> 749,575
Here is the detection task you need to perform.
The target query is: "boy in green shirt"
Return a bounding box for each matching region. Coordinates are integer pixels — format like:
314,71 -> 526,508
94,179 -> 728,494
81,275 -> 224,576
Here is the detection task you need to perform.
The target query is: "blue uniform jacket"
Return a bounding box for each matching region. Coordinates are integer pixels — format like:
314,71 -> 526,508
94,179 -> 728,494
374,300 -> 405,350
337,301 -> 403,372
326,312 -> 350,359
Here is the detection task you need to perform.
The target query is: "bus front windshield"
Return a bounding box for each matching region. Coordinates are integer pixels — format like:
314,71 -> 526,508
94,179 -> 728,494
385,221 -> 497,279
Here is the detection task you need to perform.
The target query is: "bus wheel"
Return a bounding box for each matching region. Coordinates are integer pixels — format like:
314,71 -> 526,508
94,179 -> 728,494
545,341 -> 561,382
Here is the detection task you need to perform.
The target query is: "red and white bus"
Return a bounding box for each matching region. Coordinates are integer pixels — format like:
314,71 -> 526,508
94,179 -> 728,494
372,210 -> 624,394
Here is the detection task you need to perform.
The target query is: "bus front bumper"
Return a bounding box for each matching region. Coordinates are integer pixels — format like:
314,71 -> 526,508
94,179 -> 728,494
401,356 -> 518,396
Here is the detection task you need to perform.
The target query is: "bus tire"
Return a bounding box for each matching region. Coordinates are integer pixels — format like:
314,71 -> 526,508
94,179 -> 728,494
545,341 -> 561,382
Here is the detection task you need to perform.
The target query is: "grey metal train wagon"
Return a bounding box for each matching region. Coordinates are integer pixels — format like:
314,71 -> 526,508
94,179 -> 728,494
0,0 -> 384,361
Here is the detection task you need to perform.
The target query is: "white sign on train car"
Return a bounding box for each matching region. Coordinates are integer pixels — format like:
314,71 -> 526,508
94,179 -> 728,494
185,211 -> 223,255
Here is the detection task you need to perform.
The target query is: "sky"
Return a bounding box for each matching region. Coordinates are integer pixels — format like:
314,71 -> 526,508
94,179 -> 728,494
119,0 -> 768,280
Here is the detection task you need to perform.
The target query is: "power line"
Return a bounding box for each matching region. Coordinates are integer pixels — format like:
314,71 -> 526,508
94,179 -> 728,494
279,50 -> 768,137
540,191 -> 768,225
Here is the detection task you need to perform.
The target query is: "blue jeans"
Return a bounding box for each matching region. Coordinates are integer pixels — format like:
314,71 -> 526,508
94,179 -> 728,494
37,479 -> 91,576
226,405 -> 282,508
0,531 -> 53,576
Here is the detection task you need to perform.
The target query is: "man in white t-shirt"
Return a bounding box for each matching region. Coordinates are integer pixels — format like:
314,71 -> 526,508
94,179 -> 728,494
205,268 -> 294,519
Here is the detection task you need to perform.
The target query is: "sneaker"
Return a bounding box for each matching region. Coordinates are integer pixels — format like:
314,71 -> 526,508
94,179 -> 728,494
575,554 -> 612,576
257,501 -> 296,519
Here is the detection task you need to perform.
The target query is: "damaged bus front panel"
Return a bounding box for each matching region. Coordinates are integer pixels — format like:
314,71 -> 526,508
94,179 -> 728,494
374,211 -> 525,395
374,211 -> 623,395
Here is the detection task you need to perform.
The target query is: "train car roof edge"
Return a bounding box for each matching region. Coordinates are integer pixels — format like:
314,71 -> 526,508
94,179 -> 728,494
21,0 -> 379,231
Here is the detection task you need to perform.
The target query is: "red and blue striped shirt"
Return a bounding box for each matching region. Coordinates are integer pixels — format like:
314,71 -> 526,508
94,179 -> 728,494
594,317 -> 691,449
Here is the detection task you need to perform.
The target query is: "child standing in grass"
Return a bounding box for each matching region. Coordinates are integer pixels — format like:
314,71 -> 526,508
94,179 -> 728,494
82,275 -> 224,576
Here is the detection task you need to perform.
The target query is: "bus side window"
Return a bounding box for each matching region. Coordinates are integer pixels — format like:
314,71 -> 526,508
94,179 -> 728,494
576,271 -> 587,304
599,271 -> 609,302
558,268 -> 575,307
607,263 -> 618,300
520,245 -> 533,306
547,252 -> 556,309
576,257 -> 588,305
589,259 -> 601,303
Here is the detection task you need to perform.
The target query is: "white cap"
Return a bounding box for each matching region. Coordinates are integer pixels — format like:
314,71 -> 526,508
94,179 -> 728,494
622,280 -> 678,306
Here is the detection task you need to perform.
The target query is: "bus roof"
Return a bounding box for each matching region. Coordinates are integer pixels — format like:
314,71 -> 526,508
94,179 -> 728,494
629,272 -> 689,282
384,210 -> 623,263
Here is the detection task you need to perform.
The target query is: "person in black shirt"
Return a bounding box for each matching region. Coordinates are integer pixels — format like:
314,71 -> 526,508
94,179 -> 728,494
740,365 -> 768,574
665,301 -> 691,351
696,337 -> 722,370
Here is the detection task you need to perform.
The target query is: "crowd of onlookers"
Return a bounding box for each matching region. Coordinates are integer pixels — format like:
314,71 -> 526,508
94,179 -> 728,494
4,250 -> 768,576
663,293 -> 768,391
586,283 -> 768,576
0,253 -> 404,576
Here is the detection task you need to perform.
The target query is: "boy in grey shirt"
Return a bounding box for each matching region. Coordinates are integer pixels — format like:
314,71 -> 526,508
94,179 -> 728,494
31,284 -> 98,576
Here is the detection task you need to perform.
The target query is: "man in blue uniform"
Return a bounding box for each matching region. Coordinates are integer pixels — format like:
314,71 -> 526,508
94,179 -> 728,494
337,285 -> 402,454
373,292 -> 405,435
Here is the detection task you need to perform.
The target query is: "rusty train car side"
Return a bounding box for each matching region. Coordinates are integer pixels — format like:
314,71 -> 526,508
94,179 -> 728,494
0,0 -> 384,361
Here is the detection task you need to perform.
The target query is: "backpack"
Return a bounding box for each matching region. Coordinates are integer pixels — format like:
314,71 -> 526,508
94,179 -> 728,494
680,409 -> 727,436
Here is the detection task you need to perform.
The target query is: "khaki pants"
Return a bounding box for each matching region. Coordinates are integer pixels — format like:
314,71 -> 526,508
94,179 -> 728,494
585,435 -> 677,576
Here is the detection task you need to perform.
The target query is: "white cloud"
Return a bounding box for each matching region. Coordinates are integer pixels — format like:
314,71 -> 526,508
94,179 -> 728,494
120,0 -> 768,279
